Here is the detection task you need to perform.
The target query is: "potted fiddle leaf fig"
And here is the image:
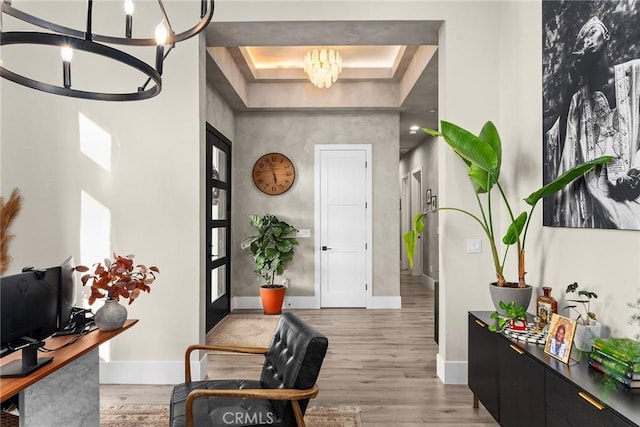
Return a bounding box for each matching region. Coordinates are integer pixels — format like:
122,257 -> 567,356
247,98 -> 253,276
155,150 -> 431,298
241,213 -> 299,314
404,120 -> 611,312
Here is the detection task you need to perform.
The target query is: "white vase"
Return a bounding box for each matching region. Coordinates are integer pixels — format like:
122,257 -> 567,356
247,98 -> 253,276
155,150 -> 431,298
94,299 -> 128,331
574,320 -> 602,352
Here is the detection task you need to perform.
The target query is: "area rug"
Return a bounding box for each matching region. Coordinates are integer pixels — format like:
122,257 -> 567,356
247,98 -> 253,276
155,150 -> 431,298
206,314 -> 281,349
100,404 -> 362,426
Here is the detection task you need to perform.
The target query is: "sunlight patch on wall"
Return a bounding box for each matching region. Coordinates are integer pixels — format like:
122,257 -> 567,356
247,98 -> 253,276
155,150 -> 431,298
80,190 -> 112,361
79,112 -> 112,172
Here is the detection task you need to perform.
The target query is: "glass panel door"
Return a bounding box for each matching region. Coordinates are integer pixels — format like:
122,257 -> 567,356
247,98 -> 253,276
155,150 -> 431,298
205,124 -> 231,331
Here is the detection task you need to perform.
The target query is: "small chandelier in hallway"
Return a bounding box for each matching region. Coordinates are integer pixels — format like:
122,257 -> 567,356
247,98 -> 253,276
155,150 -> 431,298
303,48 -> 342,88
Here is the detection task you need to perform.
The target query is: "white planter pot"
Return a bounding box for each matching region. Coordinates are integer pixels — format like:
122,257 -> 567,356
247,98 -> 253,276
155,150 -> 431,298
574,320 -> 602,352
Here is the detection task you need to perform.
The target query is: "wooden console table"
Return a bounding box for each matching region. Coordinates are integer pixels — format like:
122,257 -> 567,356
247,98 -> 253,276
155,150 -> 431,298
469,311 -> 639,427
1,319 -> 138,426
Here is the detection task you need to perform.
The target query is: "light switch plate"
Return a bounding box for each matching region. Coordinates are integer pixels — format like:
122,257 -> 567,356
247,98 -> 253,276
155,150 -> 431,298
466,238 -> 482,254
296,229 -> 311,238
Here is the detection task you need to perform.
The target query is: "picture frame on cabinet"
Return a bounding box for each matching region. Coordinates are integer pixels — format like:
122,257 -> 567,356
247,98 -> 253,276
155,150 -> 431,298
431,195 -> 437,209
544,313 -> 577,364
425,189 -> 432,203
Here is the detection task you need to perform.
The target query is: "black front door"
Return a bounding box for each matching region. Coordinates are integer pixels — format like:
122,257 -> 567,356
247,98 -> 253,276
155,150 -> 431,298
205,123 -> 231,331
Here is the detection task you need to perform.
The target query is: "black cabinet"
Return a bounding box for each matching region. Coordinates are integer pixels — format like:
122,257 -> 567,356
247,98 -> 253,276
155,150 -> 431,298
468,311 -> 640,427
546,370 -> 633,427
468,315 -> 499,420
498,339 -> 545,427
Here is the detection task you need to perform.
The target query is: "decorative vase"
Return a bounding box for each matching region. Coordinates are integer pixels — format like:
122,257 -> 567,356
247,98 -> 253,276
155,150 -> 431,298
489,283 -> 533,315
536,286 -> 558,327
574,320 -> 602,352
259,285 -> 286,315
94,299 -> 128,331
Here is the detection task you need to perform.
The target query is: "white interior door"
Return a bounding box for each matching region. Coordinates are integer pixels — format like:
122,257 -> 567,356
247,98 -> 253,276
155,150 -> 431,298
317,146 -> 370,308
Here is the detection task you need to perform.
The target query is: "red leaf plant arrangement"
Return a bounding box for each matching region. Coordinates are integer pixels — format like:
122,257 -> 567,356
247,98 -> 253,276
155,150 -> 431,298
75,253 -> 159,305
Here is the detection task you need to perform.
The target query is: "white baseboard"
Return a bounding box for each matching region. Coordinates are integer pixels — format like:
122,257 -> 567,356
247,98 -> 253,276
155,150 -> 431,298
232,296 -> 319,310
100,353 -> 207,384
283,296 -> 320,309
423,274 -> 436,290
436,353 -> 468,385
231,296 -> 263,310
369,296 -> 402,309
232,296 -> 401,309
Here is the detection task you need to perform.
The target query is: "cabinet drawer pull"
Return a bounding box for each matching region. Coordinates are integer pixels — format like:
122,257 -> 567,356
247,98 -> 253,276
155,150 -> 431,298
578,392 -> 605,410
509,344 -> 525,355
474,319 -> 486,328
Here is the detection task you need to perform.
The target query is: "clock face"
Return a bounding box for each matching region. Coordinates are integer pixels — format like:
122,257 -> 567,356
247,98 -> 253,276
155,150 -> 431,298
252,153 -> 296,195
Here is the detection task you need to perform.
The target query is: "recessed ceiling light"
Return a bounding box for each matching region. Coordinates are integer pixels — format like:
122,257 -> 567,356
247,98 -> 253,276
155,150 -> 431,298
429,109 -> 436,113
409,125 -> 420,131
409,130 -> 417,134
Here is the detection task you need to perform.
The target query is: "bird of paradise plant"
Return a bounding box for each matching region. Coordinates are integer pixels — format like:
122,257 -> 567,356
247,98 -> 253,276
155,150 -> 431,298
404,120 -> 611,288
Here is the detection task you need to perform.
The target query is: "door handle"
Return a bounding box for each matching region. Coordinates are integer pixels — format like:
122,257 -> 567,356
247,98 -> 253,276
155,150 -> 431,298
321,246 -> 332,251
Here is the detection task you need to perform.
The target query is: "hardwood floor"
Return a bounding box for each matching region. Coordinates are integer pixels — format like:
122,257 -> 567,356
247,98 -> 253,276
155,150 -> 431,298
101,271 -> 497,426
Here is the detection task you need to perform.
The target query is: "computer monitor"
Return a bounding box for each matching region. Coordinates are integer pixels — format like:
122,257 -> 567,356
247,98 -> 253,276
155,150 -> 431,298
55,256 -> 77,331
0,269 -> 59,377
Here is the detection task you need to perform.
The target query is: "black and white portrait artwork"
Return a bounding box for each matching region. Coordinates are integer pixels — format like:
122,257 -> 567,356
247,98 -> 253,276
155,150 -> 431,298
543,0 -> 640,230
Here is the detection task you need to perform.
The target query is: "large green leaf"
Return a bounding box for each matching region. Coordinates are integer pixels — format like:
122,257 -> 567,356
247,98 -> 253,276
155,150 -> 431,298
403,213 -> 426,269
525,156 -> 612,205
478,121 -> 502,173
468,163 -> 492,193
503,212 -> 527,245
439,121 -> 500,177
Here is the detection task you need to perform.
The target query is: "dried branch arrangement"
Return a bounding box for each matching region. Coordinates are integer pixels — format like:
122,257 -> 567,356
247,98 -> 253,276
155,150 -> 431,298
0,189 -> 22,274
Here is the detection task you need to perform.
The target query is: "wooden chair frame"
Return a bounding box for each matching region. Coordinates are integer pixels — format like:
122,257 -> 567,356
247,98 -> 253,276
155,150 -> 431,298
182,344 -> 320,427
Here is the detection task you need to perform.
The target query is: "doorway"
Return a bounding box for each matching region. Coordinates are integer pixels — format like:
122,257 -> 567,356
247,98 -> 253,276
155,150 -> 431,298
410,168 -> 422,276
205,123 -> 232,331
400,174 -> 410,270
315,145 -> 372,308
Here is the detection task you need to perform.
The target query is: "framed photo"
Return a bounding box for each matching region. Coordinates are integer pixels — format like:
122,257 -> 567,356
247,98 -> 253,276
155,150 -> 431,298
431,195 -> 437,209
425,189 -> 432,203
544,313 -> 577,364
542,1 -> 640,230
536,301 -> 552,327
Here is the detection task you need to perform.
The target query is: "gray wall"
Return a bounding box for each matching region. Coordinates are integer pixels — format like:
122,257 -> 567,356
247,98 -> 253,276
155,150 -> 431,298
232,111 -> 400,297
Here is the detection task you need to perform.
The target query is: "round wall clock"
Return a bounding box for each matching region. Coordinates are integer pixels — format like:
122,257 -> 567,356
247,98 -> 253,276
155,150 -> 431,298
252,152 -> 296,195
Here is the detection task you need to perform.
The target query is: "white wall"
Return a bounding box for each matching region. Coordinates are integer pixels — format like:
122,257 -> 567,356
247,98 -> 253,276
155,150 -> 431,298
497,2 -> 640,341
1,2 -> 205,384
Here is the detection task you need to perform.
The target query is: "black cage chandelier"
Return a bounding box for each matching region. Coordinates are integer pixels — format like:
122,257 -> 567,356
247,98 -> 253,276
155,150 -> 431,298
0,0 -> 214,101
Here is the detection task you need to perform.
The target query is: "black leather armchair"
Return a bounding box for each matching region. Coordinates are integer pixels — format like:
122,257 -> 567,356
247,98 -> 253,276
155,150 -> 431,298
170,312 -> 329,427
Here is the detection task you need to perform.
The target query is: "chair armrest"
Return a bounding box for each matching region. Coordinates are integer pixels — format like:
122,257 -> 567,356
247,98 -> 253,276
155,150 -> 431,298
184,345 -> 268,382
185,384 -> 319,427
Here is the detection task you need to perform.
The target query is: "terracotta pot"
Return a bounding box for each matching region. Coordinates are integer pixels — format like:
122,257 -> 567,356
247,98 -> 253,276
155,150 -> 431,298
259,285 -> 286,315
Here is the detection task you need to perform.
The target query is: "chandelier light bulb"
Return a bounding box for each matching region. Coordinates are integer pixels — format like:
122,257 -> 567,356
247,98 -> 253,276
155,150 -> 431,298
124,0 -> 134,16
124,0 -> 134,38
303,47 -> 343,89
155,22 -> 168,45
60,46 -> 73,62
